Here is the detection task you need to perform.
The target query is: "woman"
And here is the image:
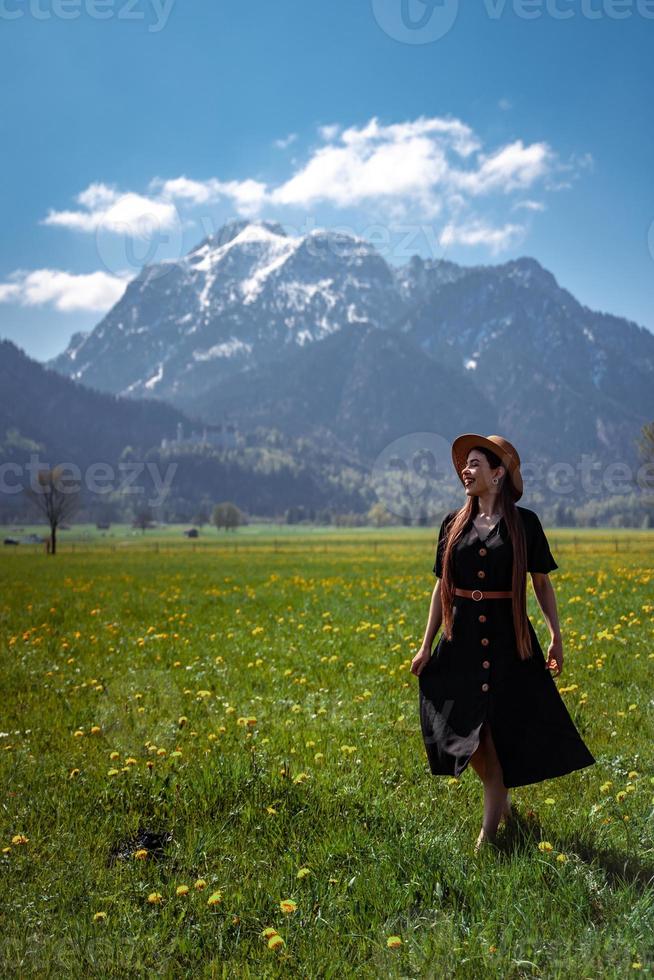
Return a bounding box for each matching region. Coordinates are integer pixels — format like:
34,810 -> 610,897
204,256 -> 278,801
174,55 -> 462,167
410,433 -> 595,852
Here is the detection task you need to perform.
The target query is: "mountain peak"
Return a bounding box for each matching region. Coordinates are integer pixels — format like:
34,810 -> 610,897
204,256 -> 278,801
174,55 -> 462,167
503,255 -> 558,290
188,218 -> 288,256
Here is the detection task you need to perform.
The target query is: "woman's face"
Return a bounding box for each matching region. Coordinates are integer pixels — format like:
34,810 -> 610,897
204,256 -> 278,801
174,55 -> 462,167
461,451 -> 498,495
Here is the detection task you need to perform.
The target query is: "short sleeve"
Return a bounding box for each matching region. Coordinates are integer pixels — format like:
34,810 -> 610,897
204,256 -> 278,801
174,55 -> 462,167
527,512 -> 558,574
433,511 -> 454,578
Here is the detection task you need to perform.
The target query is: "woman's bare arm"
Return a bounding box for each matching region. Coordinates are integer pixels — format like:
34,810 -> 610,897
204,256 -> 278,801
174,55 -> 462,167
421,579 -> 444,652
530,573 -> 561,640
531,573 -> 563,675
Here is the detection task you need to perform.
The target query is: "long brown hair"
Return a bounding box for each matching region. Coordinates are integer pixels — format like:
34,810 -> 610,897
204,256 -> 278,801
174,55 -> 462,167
439,445 -> 533,660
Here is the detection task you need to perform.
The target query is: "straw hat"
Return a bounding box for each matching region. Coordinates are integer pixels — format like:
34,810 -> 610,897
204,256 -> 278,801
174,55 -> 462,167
451,433 -> 523,501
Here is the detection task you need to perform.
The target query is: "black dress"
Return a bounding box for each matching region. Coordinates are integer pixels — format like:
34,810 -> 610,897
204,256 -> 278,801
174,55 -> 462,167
418,506 -> 596,788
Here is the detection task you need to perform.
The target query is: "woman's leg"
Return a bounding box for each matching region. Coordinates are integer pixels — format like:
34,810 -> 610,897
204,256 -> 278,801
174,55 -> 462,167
468,721 -> 511,843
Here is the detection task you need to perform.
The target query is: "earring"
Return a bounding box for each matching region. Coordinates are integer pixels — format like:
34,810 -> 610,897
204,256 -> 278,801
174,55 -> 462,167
492,477 -> 499,484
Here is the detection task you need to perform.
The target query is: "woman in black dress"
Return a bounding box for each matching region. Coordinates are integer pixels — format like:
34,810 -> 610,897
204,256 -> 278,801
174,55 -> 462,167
410,434 -> 595,852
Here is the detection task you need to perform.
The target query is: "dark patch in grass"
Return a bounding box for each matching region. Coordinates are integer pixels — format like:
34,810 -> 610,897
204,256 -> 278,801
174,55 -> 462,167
107,828 -> 173,866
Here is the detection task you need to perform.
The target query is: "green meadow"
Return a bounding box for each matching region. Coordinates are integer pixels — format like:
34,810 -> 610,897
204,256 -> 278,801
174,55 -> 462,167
1,527 -> 653,977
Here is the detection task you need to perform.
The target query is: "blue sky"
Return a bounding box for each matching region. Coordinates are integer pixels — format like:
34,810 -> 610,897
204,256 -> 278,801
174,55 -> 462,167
1,0 -> 653,361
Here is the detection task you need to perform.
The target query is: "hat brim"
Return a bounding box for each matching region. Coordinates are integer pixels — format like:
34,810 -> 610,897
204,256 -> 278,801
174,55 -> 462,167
451,433 -> 523,501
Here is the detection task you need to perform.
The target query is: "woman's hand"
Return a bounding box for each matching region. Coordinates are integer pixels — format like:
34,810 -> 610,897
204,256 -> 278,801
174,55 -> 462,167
410,646 -> 432,677
545,635 -> 563,677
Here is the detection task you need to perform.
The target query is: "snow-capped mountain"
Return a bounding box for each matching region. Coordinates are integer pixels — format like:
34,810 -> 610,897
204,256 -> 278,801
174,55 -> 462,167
48,218 -> 403,401
46,218 -> 654,471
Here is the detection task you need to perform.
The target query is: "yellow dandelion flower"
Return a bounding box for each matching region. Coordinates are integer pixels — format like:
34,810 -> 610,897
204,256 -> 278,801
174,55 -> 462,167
387,935 -> 402,948
176,884 -> 190,896
125,757 -> 138,766
107,768 -> 121,776
73,730 -> 84,738
279,898 -> 297,914
69,768 -> 80,778
268,934 -> 285,950
544,797 -> 555,805
293,772 -> 309,784
556,853 -> 568,863
12,834 -> 29,845
134,849 -> 148,860
207,891 -> 222,906
170,751 -> 183,759
147,892 -> 162,904
632,963 -> 642,970
178,717 -> 188,727
2,846 -> 11,854
90,726 -> 101,735
296,867 -> 311,879
616,791 -> 627,802
93,911 -> 107,922
109,751 -> 120,760
261,927 -> 279,938
627,771 -> 638,779
537,841 -> 554,852
194,878 -> 207,891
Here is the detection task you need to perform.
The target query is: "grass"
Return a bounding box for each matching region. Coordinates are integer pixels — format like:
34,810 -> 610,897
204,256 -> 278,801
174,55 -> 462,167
1,531 -> 653,977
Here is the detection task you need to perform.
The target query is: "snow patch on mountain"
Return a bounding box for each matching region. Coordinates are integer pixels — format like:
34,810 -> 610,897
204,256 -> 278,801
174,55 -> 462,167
144,362 -> 164,390
192,338 -> 253,361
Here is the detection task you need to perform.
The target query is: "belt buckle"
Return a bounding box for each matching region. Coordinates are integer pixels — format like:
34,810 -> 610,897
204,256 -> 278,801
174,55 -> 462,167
471,589 -> 483,601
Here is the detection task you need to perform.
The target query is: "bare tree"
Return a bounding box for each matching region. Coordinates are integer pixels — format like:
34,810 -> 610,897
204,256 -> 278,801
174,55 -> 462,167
133,506 -> 154,534
23,465 -> 81,555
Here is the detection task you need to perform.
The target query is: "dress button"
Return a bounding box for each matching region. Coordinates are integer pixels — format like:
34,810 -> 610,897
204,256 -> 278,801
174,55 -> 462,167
478,547 -> 487,556
481,683 -> 489,692
478,614 -> 486,623
482,660 -> 490,669
477,570 -> 486,579
481,637 -> 489,646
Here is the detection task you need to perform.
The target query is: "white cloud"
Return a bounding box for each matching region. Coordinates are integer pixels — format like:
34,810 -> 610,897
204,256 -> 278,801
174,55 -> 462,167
318,123 -> 340,142
32,114 -> 589,269
268,115 -> 482,218
42,182 -> 179,235
512,199 -> 546,212
439,219 -> 526,255
450,140 -> 554,196
274,132 -> 298,149
148,174 -> 268,217
0,268 -> 130,312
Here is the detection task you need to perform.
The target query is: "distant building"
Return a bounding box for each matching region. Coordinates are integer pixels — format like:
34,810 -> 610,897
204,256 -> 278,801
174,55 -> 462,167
161,421 -> 238,450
